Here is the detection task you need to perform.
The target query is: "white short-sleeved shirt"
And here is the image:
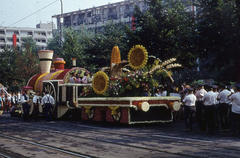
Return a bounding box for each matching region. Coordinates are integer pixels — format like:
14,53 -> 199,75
183,94 -> 196,106
202,91 -> 216,106
195,89 -> 207,101
218,89 -> 231,104
229,92 -> 240,114
213,92 -> 219,104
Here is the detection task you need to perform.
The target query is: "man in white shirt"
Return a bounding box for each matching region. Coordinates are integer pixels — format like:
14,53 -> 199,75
195,84 -> 207,131
21,90 -> 29,121
41,91 -> 55,121
228,84 -> 240,136
212,85 -> 220,128
202,85 -> 217,133
87,72 -> 94,83
217,84 -> 231,132
183,87 -> 196,131
33,92 -> 41,121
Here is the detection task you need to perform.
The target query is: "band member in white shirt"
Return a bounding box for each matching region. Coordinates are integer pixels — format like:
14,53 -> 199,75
217,84 -> 231,132
183,87 -> 196,131
21,90 -> 29,121
33,92 -> 41,121
41,91 -> 55,121
202,85 -> 217,133
195,84 -> 207,131
228,84 -> 240,136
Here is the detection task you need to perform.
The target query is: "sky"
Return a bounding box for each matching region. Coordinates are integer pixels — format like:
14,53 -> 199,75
0,0 -> 122,28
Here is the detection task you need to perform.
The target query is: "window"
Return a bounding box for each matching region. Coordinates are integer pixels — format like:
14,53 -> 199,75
42,40 -> 46,43
27,32 -> 32,35
0,30 -> 4,34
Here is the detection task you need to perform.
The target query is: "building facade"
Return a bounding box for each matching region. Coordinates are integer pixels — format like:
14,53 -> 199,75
52,0 -> 195,31
52,0 -> 148,31
0,22 -> 55,52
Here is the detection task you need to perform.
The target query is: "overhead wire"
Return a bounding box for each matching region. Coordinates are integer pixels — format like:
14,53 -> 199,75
7,0 -> 58,28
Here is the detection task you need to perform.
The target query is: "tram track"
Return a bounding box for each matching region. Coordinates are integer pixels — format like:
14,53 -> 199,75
1,122 -> 239,158
0,133 -> 94,158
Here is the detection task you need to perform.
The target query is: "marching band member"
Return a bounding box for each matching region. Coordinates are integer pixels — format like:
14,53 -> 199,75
183,87 -> 196,131
218,84 -> 231,132
195,84 -> 207,131
228,84 -> 240,136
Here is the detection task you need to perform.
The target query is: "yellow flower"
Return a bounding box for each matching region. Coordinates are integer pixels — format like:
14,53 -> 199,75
92,71 -> 109,95
128,45 -> 148,70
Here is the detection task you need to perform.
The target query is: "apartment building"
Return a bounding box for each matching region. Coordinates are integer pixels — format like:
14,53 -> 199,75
0,22 -> 55,52
52,0 -> 148,31
52,0 -> 195,31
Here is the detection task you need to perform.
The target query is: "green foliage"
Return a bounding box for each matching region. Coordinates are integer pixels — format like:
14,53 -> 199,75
125,0 -> 197,68
195,0 -> 239,81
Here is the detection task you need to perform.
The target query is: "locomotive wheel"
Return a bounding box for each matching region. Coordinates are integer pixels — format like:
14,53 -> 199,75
43,82 -> 56,113
112,108 -> 121,122
87,107 -> 95,120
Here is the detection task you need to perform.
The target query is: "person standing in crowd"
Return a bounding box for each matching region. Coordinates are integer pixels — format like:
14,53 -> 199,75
17,91 -> 21,104
41,91 -> 55,121
6,94 -> 11,113
202,85 -> 217,134
21,90 -> 29,121
0,94 -> 3,123
212,85 -> 220,128
82,72 -> 88,84
75,73 -> 82,84
228,84 -> 240,136
183,87 -> 196,131
155,86 -> 167,97
69,72 -> 77,83
11,92 -> 17,106
195,84 -> 207,131
87,72 -> 94,83
218,84 -> 231,132
33,92 -> 41,121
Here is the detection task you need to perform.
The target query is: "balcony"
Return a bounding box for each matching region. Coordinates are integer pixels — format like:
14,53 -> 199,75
108,11 -> 118,20
124,8 -> 134,18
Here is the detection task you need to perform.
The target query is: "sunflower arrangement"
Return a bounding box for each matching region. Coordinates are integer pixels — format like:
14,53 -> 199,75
128,45 -> 148,70
89,45 -> 182,97
92,71 -> 109,95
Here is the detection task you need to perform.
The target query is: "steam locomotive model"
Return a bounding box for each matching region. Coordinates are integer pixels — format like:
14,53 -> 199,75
24,49 -> 181,124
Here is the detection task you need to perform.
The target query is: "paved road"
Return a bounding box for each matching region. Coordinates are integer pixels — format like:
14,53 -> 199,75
0,112 -> 240,158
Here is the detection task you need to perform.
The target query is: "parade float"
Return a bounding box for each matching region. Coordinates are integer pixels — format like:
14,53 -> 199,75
23,45 -> 182,124
78,45 -> 182,124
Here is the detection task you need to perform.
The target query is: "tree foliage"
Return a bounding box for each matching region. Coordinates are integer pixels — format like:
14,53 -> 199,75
125,0 -> 197,67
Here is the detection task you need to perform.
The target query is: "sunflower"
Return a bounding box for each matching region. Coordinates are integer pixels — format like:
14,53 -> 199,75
128,45 -> 148,70
92,71 -> 109,95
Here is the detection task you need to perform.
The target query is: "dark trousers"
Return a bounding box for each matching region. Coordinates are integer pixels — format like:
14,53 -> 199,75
33,104 -> 39,121
219,103 -> 229,130
22,103 -> 30,121
231,112 -> 240,134
44,103 -> 52,121
184,106 -> 196,130
196,101 -> 206,130
204,106 -> 215,132
214,104 -> 220,128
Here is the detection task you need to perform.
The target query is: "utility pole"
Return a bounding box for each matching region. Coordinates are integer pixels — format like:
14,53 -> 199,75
60,0 -> 63,46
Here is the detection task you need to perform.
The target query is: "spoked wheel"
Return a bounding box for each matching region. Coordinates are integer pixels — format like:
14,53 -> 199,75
42,82 -> 56,113
112,108 -> 121,122
87,107 -> 95,120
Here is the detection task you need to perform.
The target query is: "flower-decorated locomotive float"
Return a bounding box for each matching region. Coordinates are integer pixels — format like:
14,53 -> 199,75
78,45 -> 182,124
22,45 -> 182,124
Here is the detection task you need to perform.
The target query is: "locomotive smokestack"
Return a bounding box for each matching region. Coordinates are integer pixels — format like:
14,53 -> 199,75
38,50 -> 54,73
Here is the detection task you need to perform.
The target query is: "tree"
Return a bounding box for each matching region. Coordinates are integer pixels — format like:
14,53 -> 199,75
14,44 -> 41,85
0,48 -> 18,86
125,0 -> 197,68
195,0 -> 238,81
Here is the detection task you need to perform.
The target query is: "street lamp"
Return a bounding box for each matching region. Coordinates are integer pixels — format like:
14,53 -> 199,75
60,0 -> 63,46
